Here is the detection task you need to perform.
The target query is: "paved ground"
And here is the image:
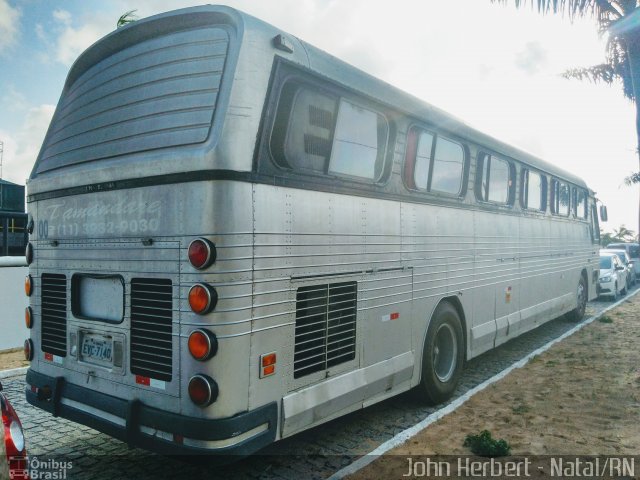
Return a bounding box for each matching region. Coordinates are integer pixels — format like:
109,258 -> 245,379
0,290 -> 630,480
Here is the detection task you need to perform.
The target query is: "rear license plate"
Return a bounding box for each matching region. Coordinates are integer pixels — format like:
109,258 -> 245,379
80,333 -> 113,366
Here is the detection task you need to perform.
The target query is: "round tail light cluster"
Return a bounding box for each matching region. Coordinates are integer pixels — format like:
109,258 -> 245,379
23,339 -> 33,361
188,284 -> 218,315
188,374 -> 218,407
25,307 -> 33,329
188,329 -> 218,361
24,275 -> 33,297
188,238 -> 216,270
25,242 -> 33,265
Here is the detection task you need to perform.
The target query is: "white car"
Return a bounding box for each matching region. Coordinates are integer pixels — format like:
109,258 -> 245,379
606,243 -> 640,280
601,249 -> 635,290
598,253 -> 627,300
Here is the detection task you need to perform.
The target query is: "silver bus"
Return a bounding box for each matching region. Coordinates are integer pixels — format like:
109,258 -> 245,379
24,5 -> 601,458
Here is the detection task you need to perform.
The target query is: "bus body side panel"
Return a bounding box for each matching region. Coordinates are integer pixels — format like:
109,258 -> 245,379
250,184 -> 416,437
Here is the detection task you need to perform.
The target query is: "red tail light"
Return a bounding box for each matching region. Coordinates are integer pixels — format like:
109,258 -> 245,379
188,374 -> 218,407
24,339 -> 33,361
188,238 -> 216,270
2,391 -> 28,462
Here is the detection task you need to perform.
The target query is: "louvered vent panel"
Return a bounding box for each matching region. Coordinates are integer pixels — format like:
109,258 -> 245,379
130,278 -> 173,381
294,281 -> 357,378
41,273 -> 68,357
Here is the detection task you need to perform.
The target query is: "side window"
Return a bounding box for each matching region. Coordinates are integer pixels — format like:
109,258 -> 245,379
272,83 -> 388,182
329,99 -> 388,180
551,179 -> 570,216
521,168 -> 546,212
476,153 -> 513,205
405,128 -> 466,195
590,200 -> 600,243
575,189 -> 587,219
413,131 -> 434,190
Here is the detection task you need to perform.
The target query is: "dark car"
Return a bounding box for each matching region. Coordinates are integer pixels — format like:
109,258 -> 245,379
1,381 -> 28,480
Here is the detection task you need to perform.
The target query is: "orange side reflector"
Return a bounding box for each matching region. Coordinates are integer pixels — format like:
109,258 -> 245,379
262,365 -> 275,376
261,353 -> 276,367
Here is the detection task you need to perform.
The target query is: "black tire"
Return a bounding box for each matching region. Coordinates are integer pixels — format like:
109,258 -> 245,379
612,283 -> 618,302
621,280 -> 627,295
566,276 -> 587,322
416,302 -> 464,405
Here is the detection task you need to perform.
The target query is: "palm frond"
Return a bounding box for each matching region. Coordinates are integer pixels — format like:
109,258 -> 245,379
563,63 -> 617,83
624,171 -> 640,184
492,0 -> 623,21
117,10 -> 138,29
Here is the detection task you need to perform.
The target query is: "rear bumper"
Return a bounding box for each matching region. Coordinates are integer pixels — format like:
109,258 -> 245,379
25,369 -> 277,460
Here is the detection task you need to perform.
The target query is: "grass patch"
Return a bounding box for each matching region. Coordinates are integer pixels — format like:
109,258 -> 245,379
463,430 -> 511,457
598,316 -> 613,324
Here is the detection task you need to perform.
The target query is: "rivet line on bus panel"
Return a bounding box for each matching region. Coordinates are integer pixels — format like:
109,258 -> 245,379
327,287 -> 640,480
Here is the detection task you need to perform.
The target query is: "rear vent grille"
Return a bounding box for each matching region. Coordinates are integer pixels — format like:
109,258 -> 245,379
41,273 -> 68,357
294,282 -> 357,378
130,278 -> 173,381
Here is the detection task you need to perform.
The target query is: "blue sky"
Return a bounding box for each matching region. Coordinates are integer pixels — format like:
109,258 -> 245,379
0,0 -> 637,232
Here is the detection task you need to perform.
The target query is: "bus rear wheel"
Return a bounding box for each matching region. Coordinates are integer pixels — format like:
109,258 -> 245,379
566,276 -> 587,322
417,302 -> 464,405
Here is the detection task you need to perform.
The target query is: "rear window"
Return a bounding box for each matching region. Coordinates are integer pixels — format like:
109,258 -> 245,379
272,82 -> 389,182
34,23 -> 230,174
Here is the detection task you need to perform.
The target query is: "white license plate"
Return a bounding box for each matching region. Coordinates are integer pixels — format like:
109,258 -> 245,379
80,334 -> 113,365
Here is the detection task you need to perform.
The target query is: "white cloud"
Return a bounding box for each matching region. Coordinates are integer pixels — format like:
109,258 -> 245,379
0,105 -> 55,184
54,20 -> 111,66
0,0 -> 20,53
35,23 -> 46,42
515,42 -> 548,74
53,9 -> 72,26
1,86 -> 28,113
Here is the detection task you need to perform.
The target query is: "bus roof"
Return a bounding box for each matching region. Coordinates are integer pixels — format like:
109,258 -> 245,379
31,4 -> 589,191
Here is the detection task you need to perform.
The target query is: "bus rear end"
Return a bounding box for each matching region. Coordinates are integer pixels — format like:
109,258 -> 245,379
24,6 -> 278,457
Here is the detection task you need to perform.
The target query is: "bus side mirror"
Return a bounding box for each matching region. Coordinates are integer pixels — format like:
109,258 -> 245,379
599,205 -> 608,222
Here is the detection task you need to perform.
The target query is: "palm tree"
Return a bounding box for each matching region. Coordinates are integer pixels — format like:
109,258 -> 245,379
117,10 -> 138,29
612,224 -> 636,241
492,1 -> 640,241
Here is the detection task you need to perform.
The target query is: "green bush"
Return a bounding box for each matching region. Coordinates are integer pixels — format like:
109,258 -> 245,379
463,430 -> 511,457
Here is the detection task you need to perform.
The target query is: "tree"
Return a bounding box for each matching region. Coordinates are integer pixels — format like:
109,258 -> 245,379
612,224 -> 636,241
117,10 -> 138,28
492,0 -> 640,242
600,229 -> 615,246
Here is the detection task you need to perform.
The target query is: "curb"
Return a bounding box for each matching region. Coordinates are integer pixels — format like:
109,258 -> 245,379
0,366 -> 29,380
328,290 -> 640,480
